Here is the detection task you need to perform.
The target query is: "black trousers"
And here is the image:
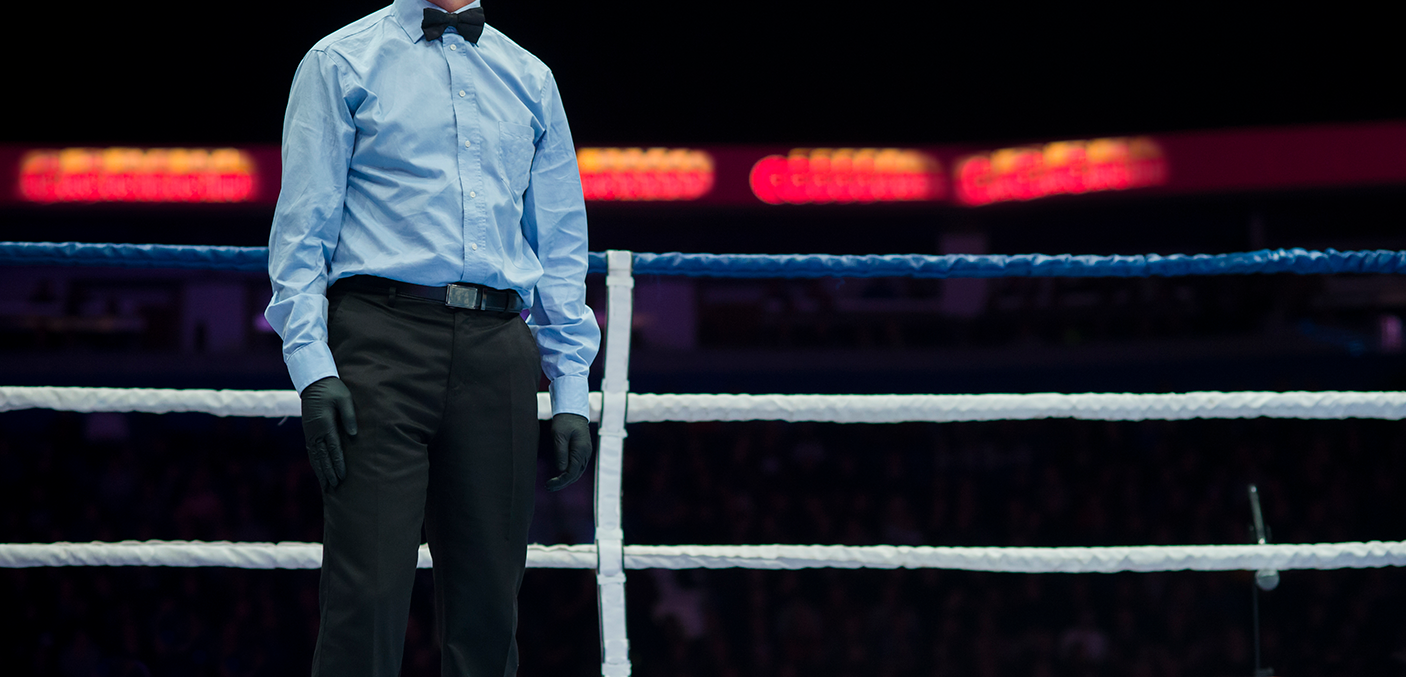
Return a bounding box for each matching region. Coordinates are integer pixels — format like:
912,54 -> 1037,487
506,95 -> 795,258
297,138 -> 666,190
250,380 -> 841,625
313,278 -> 541,677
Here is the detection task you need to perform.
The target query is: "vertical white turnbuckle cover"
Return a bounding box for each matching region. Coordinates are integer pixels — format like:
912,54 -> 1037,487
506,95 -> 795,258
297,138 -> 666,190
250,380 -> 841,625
595,250 -> 634,676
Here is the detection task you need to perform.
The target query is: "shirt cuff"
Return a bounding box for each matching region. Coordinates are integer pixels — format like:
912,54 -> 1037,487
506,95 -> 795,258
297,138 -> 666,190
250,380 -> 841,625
548,374 -> 591,418
285,342 -> 340,394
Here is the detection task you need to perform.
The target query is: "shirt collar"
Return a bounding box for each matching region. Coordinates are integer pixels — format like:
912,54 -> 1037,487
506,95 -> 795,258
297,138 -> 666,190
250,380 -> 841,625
394,0 -> 484,43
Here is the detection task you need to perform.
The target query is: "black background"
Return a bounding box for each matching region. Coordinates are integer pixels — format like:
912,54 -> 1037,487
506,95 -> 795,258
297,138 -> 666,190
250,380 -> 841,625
5,2 -> 1401,147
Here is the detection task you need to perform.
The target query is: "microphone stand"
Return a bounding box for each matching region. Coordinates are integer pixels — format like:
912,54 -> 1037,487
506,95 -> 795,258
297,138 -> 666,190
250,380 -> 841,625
1248,484 -> 1277,677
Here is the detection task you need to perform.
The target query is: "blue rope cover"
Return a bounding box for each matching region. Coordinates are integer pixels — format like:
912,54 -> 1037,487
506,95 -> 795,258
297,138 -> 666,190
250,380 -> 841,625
4,242 -> 1405,278
0,242 -> 267,272
631,249 -> 1406,278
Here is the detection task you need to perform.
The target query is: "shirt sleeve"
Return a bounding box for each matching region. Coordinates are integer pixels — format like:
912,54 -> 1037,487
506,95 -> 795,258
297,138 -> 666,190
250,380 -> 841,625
522,73 -> 601,418
264,49 -> 356,393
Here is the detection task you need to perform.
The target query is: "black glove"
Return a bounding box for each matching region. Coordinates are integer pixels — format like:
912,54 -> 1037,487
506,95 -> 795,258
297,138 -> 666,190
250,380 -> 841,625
547,413 -> 592,492
301,376 -> 358,492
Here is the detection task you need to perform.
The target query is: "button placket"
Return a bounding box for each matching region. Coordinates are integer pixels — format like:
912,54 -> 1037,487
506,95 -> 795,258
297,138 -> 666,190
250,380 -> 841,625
445,40 -> 475,268
446,43 -> 485,266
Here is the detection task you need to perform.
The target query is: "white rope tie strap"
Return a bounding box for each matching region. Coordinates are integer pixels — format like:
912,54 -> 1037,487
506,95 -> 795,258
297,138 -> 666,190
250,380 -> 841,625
4,540 -> 1404,573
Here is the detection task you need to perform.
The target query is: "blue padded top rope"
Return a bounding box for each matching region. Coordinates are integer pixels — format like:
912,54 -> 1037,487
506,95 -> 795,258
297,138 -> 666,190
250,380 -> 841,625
3,242 -> 1405,278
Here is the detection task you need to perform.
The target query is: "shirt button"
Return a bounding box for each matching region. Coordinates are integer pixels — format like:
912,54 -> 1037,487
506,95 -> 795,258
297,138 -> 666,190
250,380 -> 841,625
459,90 -> 466,97
450,45 -> 457,51
471,243 -> 479,251
464,140 -> 471,149
469,191 -> 477,198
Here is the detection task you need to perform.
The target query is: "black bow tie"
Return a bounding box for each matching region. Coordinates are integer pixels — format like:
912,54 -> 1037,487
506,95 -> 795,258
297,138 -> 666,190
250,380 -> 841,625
422,7 -> 485,43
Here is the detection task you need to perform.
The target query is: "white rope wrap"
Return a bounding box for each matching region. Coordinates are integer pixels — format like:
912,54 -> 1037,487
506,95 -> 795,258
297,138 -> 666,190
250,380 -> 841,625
5,541 -> 1403,573
625,391 -> 1406,423
5,388 -> 1406,422
596,250 -> 636,677
0,387 -> 602,422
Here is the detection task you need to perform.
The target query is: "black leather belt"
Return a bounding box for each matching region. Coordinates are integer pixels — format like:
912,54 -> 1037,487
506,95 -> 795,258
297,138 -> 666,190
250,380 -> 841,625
334,276 -> 527,313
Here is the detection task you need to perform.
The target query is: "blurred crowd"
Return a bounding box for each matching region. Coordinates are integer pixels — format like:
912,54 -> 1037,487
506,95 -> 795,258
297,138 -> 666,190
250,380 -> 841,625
686,275 -> 1399,353
622,419 -> 1406,676
3,409 -> 1404,675
3,271 -> 1404,359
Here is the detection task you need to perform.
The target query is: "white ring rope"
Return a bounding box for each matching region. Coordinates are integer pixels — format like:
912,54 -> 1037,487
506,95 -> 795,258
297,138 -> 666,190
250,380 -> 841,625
3,540 -> 1404,573
623,542 -> 1406,572
0,387 -> 301,417
626,391 -> 1406,422
0,541 -> 597,570
0,387 -> 600,422
4,388 -> 1406,422
6,388 -> 1405,574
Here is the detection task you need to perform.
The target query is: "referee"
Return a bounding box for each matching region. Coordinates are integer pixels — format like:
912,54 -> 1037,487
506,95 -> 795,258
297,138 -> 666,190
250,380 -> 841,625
264,1 -> 600,674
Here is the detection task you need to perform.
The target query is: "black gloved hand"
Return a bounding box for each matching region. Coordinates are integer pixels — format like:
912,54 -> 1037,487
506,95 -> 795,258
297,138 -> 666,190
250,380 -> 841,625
547,413 -> 592,492
301,376 -> 358,492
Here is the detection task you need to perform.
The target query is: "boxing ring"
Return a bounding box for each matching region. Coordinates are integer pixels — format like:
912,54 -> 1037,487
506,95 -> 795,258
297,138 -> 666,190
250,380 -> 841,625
4,242 -> 1406,676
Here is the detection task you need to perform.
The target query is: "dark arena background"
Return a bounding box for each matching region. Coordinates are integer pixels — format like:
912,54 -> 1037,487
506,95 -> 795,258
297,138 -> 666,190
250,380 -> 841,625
3,3 -> 1406,676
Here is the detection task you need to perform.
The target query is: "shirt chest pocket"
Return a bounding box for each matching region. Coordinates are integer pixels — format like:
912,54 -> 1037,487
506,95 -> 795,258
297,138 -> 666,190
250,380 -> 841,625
498,121 -> 537,195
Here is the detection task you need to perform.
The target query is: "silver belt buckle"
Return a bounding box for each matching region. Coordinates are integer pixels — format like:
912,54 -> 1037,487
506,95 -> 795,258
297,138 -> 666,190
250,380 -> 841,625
444,283 -> 481,309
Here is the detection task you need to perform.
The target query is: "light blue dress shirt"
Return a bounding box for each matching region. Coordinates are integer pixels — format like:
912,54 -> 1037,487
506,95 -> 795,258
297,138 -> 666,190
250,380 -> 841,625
265,0 -> 600,417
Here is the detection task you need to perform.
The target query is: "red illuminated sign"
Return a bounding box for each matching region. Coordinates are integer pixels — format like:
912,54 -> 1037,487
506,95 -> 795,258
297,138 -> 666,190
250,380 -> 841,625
20,148 -> 257,204
750,148 -> 945,205
955,137 -> 1167,206
577,147 -> 714,201
6,123 -> 1404,210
